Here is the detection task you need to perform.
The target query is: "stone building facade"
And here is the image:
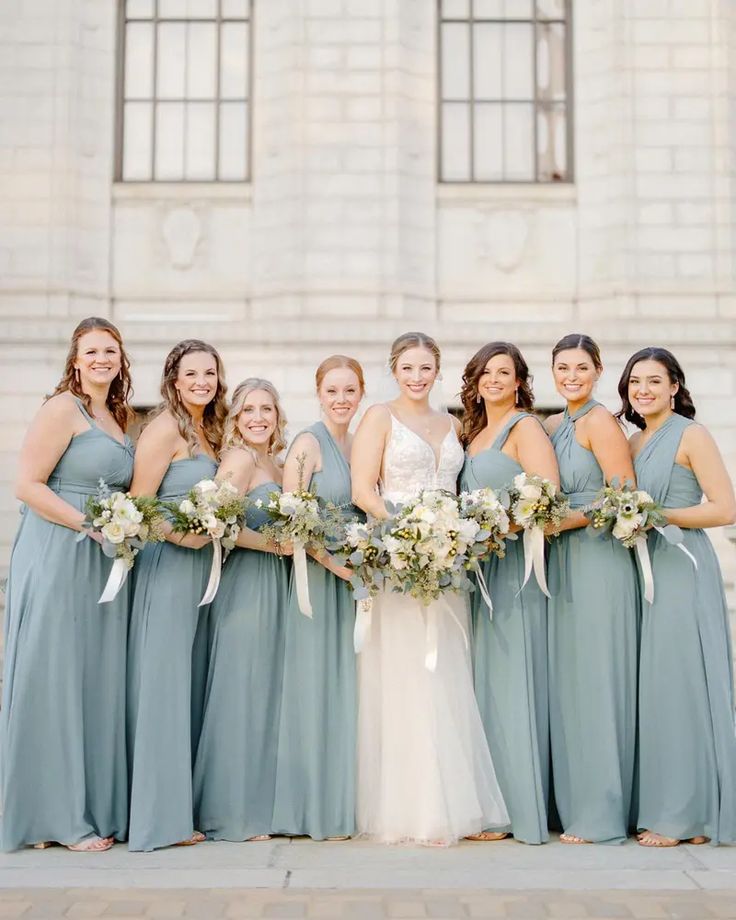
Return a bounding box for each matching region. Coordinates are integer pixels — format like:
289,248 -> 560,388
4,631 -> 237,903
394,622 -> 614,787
0,0 -> 734,588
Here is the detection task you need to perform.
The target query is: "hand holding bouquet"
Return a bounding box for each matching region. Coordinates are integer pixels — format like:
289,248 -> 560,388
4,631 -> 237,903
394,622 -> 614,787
584,480 -> 695,602
458,487 -> 514,617
505,473 -> 570,597
164,478 -> 245,605
81,479 -> 166,603
260,454 -> 342,617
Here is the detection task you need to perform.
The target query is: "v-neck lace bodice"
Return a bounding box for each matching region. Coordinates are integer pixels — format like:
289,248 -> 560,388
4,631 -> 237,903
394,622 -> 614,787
381,413 -> 463,504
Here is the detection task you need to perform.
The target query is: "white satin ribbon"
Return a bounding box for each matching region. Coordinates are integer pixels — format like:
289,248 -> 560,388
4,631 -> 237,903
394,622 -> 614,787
423,597 -> 469,673
653,526 -> 699,570
294,540 -> 313,618
98,557 -> 129,604
475,566 -> 494,620
635,534 -> 655,604
199,538 -> 222,606
354,597 -> 372,653
519,526 -> 551,598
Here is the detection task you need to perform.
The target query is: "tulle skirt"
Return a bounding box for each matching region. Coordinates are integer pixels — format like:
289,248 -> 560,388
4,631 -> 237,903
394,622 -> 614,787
356,588 -> 509,845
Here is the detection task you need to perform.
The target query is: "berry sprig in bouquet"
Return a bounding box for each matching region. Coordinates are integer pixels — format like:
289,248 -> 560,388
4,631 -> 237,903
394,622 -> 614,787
81,478 -> 166,603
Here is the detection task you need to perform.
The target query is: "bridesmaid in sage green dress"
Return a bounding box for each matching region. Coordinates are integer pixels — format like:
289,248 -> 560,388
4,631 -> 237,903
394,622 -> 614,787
544,334 -> 640,845
459,342 -> 559,845
619,347 -> 736,847
272,356 -> 365,840
194,379 -> 291,841
126,340 -> 228,852
1,317 -> 134,852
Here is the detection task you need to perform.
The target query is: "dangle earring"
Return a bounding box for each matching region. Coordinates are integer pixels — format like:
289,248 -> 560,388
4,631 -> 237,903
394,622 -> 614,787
74,367 -> 80,384
515,389 -> 519,407
670,395 -> 675,410
476,391 -> 482,404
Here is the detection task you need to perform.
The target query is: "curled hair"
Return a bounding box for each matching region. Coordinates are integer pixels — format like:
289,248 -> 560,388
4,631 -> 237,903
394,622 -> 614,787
616,346 -> 696,430
221,378 -> 287,460
315,354 -> 366,395
460,342 -> 535,447
156,339 -> 228,457
389,332 -> 441,374
552,333 -> 602,372
47,316 -> 134,431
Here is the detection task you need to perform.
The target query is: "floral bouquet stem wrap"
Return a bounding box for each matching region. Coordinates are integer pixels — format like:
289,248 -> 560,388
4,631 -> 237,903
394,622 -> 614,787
506,473 -> 569,598
584,481 -> 697,603
80,479 -> 166,603
458,487 -> 513,619
163,478 -> 244,606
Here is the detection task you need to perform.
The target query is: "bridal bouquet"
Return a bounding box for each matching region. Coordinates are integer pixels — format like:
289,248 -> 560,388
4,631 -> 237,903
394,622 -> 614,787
164,478 -> 245,605
584,481 -> 695,602
457,487 -> 514,617
382,490 -> 479,607
81,479 -> 166,603
505,473 -> 569,597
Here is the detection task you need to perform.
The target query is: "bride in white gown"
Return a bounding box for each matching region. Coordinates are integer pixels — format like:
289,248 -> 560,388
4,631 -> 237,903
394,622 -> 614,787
350,332 -> 509,845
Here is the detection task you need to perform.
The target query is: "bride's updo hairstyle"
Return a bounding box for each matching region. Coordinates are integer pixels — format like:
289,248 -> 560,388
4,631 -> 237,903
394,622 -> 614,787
460,342 -> 534,447
389,332 -> 441,375
315,354 -> 366,396
221,377 -> 287,459
615,346 -> 696,431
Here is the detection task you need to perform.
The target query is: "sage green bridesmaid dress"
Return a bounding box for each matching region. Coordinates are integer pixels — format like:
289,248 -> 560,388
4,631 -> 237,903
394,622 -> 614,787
126,454 -> 217,852
272,422 -> 358,839
547,400 -> 640,843
459,412 -> 549,844
193,481 -> 290,840
635,413 -> 736,843
1,398 -> 133,850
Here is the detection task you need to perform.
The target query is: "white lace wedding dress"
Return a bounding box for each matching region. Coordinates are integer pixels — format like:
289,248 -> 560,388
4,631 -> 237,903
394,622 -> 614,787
356,412 -> 509,845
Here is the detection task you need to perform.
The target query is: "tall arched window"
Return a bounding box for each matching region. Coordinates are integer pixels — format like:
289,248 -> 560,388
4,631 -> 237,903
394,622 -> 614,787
117,0 -> 252,181
439,0 -> 572,183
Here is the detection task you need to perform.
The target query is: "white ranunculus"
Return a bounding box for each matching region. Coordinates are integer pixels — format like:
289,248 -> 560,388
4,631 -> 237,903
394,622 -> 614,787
457,519 -> 481,543
345,522 -> 365,545
513,473 -> 527,490
120,518 -> 140,537
613,513 -> 643,540
635,490 -> 653,505
180,499 -> 196,516
101,522 -> 126,544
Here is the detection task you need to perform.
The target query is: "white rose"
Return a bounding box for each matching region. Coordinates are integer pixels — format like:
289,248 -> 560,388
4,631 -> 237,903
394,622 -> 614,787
179,499 -> 196,516
197,479 -> 218,495
101,522 -> 126,545
382,535 -> 402,555
121,518 -> 140,537
202,514 -> 218,533
635,490 -> 654,505
513,473 -> 527,490
520,483 -> 542,501
279,494 -> 300,514
457,519 -> 480,544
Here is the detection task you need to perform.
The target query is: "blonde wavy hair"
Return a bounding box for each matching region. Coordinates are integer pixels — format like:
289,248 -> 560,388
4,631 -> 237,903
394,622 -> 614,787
155,339 -> 228,457
221,378 -> 287,460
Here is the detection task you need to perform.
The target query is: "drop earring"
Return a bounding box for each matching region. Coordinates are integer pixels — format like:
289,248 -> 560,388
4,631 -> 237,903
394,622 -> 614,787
670,395 -> 675,410
515,389 -> 519,407
476,392 -> 482,404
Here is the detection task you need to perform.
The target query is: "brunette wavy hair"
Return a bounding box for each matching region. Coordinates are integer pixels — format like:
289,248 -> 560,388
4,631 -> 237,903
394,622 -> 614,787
155,339 -> 228,457
221,378 -> 287,460
46,316 -> 134,431
460,342 -> 535,447
616,346 -> 696,430
552,333 -> 603,372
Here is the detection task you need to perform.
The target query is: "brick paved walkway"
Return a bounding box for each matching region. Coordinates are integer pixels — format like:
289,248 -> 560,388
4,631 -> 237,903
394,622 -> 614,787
0,887 -> 735,919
